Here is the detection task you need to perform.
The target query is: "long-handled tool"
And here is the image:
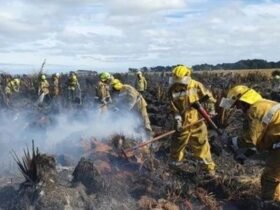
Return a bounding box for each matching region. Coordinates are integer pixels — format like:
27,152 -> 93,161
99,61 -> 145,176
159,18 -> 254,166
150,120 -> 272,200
121,118 -> 205,159
191,101 -> 222,135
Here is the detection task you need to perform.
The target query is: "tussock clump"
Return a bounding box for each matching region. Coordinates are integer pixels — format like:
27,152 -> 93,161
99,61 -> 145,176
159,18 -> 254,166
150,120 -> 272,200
12,140 -> 56,186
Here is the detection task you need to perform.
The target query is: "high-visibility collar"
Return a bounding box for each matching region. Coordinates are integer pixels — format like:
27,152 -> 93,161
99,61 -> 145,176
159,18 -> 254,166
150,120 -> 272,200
262,103 -> 280,125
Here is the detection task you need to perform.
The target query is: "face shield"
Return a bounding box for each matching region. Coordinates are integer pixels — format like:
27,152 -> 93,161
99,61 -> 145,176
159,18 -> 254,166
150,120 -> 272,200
219,97 -> 236,110
168,76 -> 191,85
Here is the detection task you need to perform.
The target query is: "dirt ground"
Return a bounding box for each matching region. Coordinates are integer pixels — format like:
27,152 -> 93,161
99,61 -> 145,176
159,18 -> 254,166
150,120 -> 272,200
0,70 -> 280,210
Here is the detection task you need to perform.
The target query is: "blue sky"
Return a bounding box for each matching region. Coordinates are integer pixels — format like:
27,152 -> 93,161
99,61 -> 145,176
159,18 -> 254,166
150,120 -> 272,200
0,0 -> 279,74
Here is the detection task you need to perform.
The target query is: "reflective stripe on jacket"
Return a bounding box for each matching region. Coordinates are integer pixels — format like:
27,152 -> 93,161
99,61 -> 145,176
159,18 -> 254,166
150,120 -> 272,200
240,99 -> 280,151
168,79 -> 216,126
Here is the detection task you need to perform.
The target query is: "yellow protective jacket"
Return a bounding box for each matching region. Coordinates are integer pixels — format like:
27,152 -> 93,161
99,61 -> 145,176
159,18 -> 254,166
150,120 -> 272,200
5,80 -> 20,95
239,99 -> 280,151
68,75 -> 79,90
96,81 -> 111,102
52,77 -> 60,96
136,75 -> 147,92
118,84 -> 147,110
168,79 -> 216,125
39,79 -> 50,94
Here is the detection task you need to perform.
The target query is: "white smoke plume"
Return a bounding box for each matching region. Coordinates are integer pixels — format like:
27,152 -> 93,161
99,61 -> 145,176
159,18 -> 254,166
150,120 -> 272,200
0,107 -> 146,174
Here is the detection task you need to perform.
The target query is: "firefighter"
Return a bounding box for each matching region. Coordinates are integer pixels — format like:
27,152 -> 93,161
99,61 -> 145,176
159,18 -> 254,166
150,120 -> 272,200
111,78 -> 153,138
168,65 -> 216,175
52,73 -> 60,97
50,73 -> 61,110
67,71 -> 80,104
220,85 -> 280,201
4,78 -> 20,106
96,72 -> 113,112
135,70 -> 147,93
37,74 -> 50,105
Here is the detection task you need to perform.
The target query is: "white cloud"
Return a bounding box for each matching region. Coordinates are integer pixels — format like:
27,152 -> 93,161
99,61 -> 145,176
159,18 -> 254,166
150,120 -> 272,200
0,0 -> 279,73
107,0 -> 186,14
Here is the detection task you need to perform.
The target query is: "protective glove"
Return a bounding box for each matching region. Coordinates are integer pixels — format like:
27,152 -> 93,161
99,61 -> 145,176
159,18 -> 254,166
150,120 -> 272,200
220,134 -> 256,164
174,114 -> 183,132
209,111 -> 217,118
220,135 -> 240,154
232,144 -> 256,165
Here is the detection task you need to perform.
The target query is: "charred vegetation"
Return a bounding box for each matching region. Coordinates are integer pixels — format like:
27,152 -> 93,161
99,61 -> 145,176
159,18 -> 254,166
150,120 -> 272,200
0,70 -> 280,209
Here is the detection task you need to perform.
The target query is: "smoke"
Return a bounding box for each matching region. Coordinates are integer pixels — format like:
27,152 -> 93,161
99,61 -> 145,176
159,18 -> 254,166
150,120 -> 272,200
0,106 -> 146,174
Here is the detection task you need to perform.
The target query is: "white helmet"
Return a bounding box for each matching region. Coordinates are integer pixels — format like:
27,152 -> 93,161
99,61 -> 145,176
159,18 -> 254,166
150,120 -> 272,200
14,78 -> 20,86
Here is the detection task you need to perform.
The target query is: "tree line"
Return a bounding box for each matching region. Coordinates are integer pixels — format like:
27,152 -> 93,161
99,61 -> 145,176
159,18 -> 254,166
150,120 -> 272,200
128,59 -> 280,72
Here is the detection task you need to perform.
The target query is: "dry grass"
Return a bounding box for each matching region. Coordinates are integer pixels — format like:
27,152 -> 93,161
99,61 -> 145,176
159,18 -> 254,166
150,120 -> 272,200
137,196 -> 180,210
194,187 -> 220,210
229,175 -> 261,200
135,68 -> 277,78
197,68 -> 276,78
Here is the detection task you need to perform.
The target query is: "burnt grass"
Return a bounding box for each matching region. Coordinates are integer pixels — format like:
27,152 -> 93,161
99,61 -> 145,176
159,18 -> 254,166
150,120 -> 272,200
0,71 -> 280,209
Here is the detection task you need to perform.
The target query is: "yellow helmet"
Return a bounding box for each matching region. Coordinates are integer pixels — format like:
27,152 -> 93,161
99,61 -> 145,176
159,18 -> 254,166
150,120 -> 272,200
172,65 -> 192,78
169,65 -> 192,85
111,79 -> 123,91
14,78 -> 20,86
99,72 -> 111,82
220,85 -> 262,109
71,75 -> 77,80
228,85 -> 262,105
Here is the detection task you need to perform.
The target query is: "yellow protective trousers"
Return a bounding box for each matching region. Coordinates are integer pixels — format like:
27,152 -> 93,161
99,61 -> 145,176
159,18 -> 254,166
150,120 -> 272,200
131,97 -> 152,133
53,78 -> 60,96
170,122 -> 216,172
261,150 -> 280,201
139,105 -> 152,132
